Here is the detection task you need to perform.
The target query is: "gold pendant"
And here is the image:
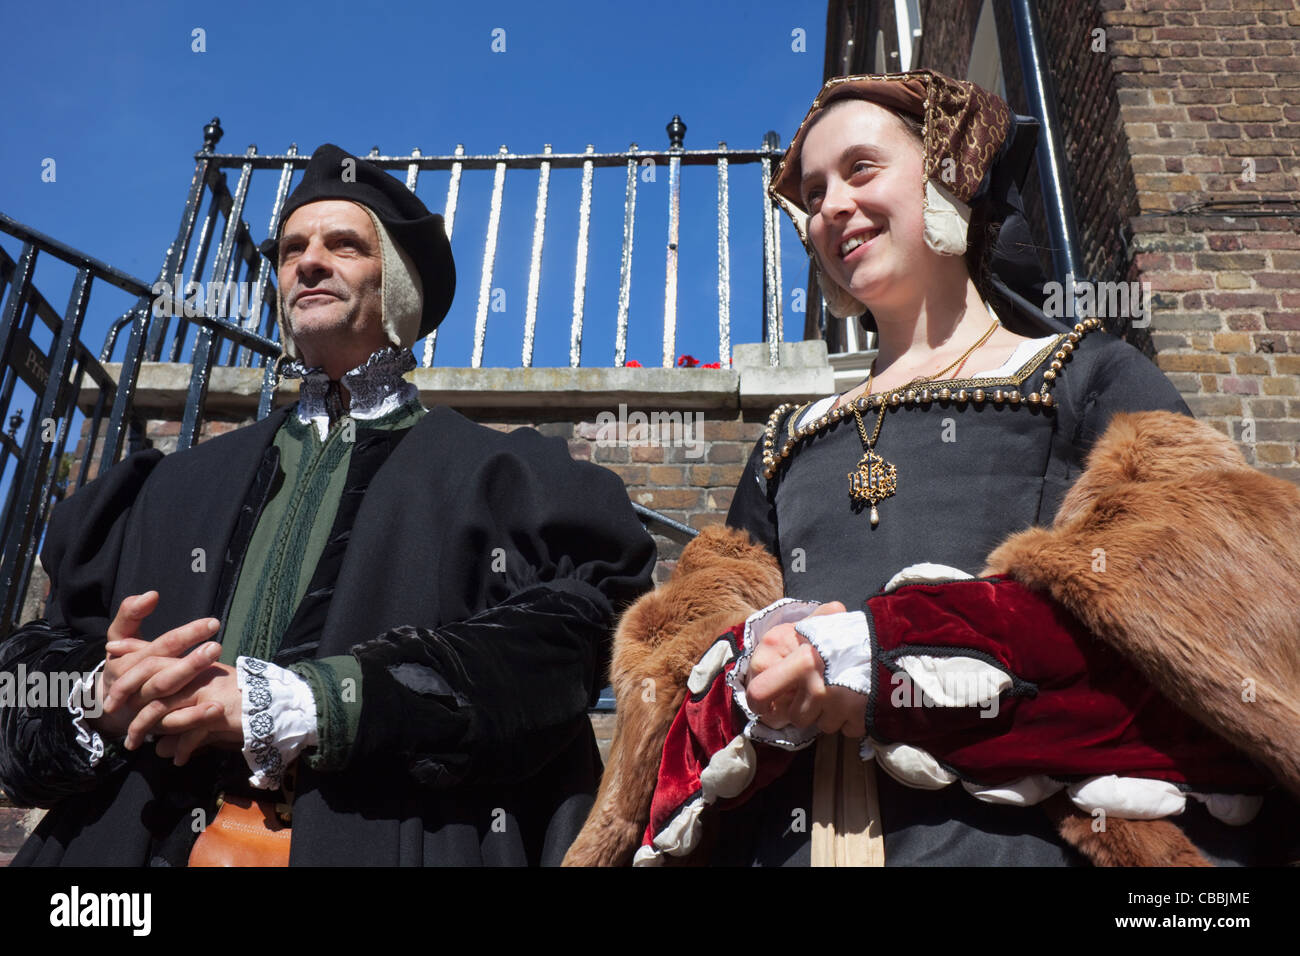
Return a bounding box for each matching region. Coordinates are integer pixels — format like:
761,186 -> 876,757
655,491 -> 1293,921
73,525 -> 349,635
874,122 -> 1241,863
848,449 -> 898,526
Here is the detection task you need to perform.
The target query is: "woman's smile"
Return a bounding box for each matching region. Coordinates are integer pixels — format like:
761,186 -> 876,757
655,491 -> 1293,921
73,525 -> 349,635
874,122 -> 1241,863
839,226 -> 882,261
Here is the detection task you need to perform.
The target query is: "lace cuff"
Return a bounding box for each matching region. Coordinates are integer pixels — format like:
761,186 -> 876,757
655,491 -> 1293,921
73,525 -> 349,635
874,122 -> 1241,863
726,598 -> 822,750
67,659 -> 107,766
237,656 -> 319,791
794,610 -> 873,697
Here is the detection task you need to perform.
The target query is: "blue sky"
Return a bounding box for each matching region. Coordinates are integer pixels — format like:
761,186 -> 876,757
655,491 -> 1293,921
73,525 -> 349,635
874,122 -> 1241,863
0,0 -> 828,370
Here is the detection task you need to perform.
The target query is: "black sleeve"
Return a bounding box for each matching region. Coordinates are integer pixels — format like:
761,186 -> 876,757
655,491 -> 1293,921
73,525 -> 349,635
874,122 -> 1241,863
1071,336 -> 1191,456
1042,335 -> 1192,513
0,450 -> 162,807
347,429 -> 657,789
725,433 -> 782,562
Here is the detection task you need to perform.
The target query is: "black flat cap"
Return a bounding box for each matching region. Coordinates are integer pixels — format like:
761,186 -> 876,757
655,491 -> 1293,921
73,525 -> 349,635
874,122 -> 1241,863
259,143 -> 455,338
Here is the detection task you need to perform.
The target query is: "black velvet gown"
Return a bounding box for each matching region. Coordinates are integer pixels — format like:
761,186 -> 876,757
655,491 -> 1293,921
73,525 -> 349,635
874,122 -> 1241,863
720,326 -> 1291,866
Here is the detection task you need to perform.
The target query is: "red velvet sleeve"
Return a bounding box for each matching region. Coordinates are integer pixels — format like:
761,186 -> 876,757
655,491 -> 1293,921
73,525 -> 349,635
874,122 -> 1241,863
865,576 -> 1268,790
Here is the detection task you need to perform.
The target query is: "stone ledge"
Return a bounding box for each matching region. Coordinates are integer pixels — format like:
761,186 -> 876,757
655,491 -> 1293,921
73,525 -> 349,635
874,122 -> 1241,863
733,339 -> 837,408
76,354 -> 835,416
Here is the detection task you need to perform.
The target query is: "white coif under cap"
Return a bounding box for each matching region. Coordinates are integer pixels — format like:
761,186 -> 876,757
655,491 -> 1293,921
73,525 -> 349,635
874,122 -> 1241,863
275,202 -> 425,362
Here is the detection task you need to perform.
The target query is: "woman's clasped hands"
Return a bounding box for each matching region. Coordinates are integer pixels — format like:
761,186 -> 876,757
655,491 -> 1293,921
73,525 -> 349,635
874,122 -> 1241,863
744,601 -> 868,739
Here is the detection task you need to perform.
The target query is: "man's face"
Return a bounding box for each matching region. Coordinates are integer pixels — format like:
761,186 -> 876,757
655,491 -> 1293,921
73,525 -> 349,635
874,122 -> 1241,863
277,200 -> 385,364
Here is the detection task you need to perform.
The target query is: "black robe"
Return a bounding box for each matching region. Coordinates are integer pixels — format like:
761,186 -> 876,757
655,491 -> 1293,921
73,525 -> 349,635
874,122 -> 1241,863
0,404 -> 657,865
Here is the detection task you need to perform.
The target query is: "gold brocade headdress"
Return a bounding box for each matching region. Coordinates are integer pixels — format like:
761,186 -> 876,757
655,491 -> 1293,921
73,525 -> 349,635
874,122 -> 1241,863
769,70 -> 1014,318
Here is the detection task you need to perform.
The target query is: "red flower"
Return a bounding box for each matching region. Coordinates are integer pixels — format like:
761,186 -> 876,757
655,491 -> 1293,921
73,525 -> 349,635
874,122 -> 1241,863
677,354 -> 699,368
702,362 -> 721,369
624,360 -> 643,367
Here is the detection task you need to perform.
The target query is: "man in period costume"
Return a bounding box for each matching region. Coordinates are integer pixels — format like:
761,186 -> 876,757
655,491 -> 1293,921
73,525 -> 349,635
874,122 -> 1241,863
0,144 -> 657,865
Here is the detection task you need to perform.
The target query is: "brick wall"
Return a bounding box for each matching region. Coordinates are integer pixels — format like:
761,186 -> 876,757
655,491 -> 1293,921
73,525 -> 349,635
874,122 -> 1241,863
1103,0 -> 1300,481
916,0 -> 1300,482
570,415 -> 767,582
920,0 -> 984,78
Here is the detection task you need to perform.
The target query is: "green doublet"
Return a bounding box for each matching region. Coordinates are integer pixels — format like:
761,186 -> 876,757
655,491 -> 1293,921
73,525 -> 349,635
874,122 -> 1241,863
220,399 -> 425,769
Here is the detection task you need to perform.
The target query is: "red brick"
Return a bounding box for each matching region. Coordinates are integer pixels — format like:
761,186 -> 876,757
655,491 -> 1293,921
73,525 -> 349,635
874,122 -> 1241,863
688,465 -> 744,488
648,465 -> 686,485
1256,272 -> 1300,288
1206,292 -> 1280,309
1220,377 -> 1261,394
1265,312 -> 1300,330
705,442 -> 745,463
688,513 -> 726,532
603,464 -> 649,486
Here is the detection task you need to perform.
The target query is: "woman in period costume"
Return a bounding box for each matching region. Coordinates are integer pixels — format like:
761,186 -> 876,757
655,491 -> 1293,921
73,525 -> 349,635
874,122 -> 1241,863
565,69 -> 1300,868
724,74 -> 1189,865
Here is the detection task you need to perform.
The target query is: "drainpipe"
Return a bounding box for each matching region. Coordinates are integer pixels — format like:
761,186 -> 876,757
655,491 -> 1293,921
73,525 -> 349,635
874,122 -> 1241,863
1008,0 -> 1085,286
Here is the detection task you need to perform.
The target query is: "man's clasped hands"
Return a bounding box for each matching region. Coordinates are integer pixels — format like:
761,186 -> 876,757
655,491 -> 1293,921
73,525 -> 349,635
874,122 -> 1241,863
89,591 -> 244,766
92,593 -> 867,765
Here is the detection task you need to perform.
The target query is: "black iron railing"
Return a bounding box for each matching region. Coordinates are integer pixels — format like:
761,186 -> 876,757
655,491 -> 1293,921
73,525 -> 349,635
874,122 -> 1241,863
150,117 -> 792,377
0,212 -> 281,632
0,112 -> 789,631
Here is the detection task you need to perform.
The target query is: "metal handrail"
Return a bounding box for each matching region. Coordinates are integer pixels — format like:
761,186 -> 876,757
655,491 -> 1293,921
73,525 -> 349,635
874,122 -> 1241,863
0,208 -> 286,632
152,116 -> 788,375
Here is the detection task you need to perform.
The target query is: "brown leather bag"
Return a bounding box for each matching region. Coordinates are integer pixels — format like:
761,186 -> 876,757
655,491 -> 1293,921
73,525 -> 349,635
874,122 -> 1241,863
188,794 -> 291,867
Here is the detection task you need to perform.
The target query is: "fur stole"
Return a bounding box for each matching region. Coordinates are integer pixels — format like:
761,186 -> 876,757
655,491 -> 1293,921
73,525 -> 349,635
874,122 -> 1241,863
562,525 -> 782,866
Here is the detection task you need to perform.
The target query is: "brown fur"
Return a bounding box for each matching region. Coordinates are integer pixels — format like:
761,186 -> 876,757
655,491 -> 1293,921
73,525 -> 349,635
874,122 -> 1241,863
982,411 -> 1300,867
1043,793 -> 1213,867
561,525 -> 783,866
568,412 -> 1300,866
984,411 -> 1300,800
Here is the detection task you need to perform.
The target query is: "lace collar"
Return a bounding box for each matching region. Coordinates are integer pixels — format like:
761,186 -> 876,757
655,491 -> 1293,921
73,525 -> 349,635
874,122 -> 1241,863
281,346 -> 421,438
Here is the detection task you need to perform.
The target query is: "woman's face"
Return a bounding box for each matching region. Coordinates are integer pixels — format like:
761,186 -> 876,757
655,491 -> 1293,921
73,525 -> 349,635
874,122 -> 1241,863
799,99 -> 928,312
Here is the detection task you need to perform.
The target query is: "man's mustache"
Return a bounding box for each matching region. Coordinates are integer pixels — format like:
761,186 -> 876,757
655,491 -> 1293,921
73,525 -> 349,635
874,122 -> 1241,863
291,285 -> 347,306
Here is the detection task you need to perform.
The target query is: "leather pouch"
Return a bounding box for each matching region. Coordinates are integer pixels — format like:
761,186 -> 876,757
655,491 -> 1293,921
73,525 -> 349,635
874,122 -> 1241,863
189,794 -> 291,867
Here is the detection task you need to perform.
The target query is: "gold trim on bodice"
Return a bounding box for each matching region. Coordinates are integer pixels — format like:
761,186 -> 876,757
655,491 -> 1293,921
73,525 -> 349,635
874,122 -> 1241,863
761,318 -> 1104,480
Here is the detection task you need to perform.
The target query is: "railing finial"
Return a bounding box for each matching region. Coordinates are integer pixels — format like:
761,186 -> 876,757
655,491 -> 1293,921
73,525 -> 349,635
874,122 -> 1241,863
667,115 -> 686,149
203,117 -> 224,152
763,130 -> 781,151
